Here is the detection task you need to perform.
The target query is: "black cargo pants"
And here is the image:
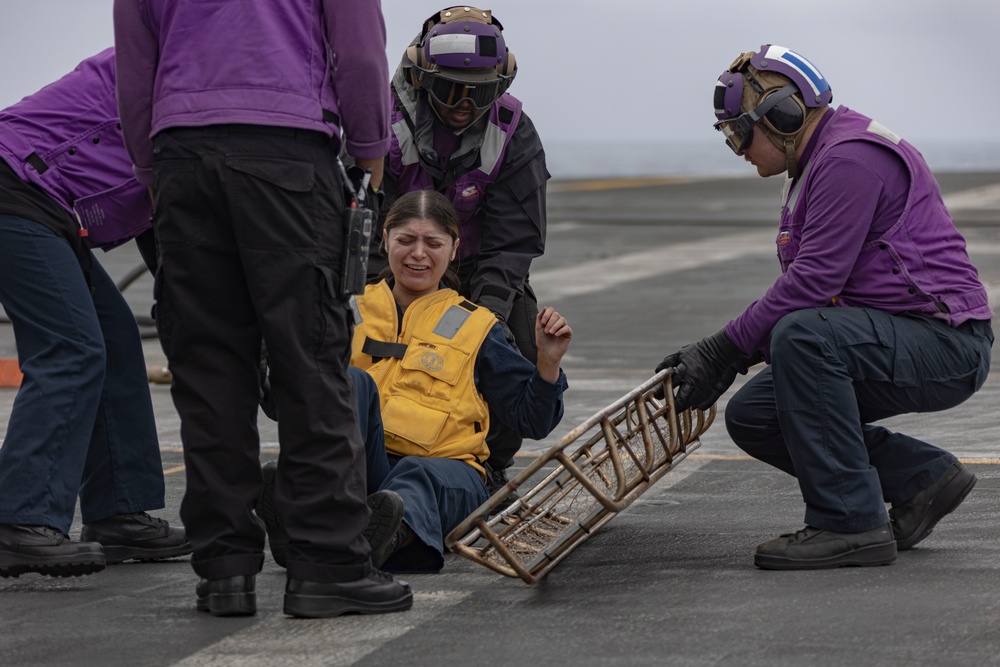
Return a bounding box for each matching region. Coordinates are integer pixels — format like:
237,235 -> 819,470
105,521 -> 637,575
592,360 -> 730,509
152,124 -> 371,583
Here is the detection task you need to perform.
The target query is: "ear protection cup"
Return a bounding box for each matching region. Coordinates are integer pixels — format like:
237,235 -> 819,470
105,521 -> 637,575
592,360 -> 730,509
500,50 -> 516,78
758,88 -> 805,136
406,44 -> 424,89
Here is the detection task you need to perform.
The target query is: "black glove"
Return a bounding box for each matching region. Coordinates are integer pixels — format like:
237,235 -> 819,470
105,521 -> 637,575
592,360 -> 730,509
693,349 -> 764,408
654,329 -> 744,411
496,315 -> 520,353
345,165 -> 382,221
259,342 -> 278,422
365,185 -> 383,223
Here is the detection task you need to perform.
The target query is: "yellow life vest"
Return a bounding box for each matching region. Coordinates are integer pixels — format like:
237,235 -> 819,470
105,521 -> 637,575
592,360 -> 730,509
351,281 -> 497,477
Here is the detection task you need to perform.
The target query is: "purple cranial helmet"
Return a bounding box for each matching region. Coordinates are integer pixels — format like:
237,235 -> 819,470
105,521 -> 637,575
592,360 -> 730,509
712,45 -> 832,176
714,69 -> 748,125
715,45 -> 832,123
406,7 -> 516,110
752,45 -> 832,107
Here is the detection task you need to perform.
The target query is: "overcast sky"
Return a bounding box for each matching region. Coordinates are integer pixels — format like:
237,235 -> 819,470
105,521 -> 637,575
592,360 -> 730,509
1,1 -> 996,148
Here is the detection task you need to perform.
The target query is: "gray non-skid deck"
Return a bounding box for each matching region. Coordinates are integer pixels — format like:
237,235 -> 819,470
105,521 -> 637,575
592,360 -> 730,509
2,172 -> 999,666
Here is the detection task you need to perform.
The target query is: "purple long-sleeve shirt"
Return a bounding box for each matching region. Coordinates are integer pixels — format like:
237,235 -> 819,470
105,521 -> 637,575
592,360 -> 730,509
726,106 -> 992,356
113,0 -> 391,185
0,48 -> 152,247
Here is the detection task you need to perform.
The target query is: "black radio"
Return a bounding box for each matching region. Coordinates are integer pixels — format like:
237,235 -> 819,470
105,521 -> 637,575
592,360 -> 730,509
341,204 -> 373,296
337,158 -> 375,296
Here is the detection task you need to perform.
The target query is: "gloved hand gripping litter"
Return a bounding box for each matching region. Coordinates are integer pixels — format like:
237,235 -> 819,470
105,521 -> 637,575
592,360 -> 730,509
655,328 -> 745,411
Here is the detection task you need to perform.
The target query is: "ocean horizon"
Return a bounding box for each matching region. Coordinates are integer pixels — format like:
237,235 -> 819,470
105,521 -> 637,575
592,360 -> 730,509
544,139 -> 1000,181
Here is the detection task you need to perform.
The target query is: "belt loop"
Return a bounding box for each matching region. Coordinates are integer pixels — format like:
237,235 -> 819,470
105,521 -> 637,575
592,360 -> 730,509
26,152 -> 48,174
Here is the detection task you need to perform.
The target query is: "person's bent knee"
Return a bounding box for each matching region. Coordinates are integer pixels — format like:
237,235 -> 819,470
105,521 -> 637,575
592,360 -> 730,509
724,391 -> 761,453
389,457 -> 428,478
769,309 -> 832,365
50,335 -> 107,386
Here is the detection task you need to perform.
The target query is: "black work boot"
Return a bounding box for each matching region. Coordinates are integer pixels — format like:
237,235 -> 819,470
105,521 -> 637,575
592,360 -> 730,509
256,460 -> 288,567
364,490 -> 404,568
284,570 -> 412,618
80,512 -> 191,564
196,574 -> 257,617
0,524 -> 106,578
754,523 -> 897,570
485,463 -> 519,513
891,461 -> 977,550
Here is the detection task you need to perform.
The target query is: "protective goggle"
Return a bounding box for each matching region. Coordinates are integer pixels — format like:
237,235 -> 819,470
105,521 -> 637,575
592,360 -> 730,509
713,83 -> 798,154
418,69 -> 512,110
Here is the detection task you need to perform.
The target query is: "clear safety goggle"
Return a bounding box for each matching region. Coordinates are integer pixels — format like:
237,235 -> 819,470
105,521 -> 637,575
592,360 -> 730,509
713,83 -> 797,154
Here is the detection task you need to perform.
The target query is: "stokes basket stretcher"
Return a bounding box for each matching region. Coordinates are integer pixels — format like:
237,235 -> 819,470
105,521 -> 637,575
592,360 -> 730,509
446,368 -> 715,584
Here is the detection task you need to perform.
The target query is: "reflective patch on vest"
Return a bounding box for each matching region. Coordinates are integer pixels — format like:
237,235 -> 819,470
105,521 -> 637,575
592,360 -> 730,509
866,120 -> 902,145
433,305 -> 472,339
783,162 -> 812,213
778,231 -> 791,245
781,173 -> 794,208
392,119 -> 420,166
479,124 -> 507,175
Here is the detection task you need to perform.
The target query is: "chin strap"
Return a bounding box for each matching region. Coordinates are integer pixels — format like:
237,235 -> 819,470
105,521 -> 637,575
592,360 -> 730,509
784,138 -> 799,179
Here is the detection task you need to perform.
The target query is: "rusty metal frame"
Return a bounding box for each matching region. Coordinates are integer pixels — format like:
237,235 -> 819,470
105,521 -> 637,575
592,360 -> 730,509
445,369 -> 715,584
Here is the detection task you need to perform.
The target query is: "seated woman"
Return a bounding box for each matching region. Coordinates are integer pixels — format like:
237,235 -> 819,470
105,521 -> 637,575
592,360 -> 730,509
259,190 -> 571,572
351,189 -> 572,572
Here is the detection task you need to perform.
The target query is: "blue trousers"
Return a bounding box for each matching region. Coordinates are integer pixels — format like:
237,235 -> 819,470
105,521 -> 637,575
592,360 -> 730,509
725,308 -> 992,534
0,215 -> 164,534
350,367 -> 488,572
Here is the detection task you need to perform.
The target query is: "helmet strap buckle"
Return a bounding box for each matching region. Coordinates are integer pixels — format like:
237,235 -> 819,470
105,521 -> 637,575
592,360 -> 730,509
784,138 -> 799,179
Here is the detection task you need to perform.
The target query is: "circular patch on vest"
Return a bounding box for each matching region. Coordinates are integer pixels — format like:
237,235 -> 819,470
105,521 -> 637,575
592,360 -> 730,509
421,351 -> 444,372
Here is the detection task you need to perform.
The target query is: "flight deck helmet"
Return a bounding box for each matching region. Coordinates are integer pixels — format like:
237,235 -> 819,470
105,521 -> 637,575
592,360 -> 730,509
713,45 -> 832,175
405,7 -> 517,110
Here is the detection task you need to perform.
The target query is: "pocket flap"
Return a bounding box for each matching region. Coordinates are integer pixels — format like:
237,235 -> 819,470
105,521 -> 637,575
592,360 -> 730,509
382,395 -> 449,450
225,157 -> 314,192
400,339 -> 467,386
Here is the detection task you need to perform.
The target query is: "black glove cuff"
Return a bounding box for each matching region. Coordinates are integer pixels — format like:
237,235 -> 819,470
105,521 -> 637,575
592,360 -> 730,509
705,328 -> 744,367
734,350 -> 764,374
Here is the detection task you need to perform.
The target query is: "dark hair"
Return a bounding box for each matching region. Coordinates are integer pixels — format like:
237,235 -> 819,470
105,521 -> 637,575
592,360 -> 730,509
378,190 -> 461,290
